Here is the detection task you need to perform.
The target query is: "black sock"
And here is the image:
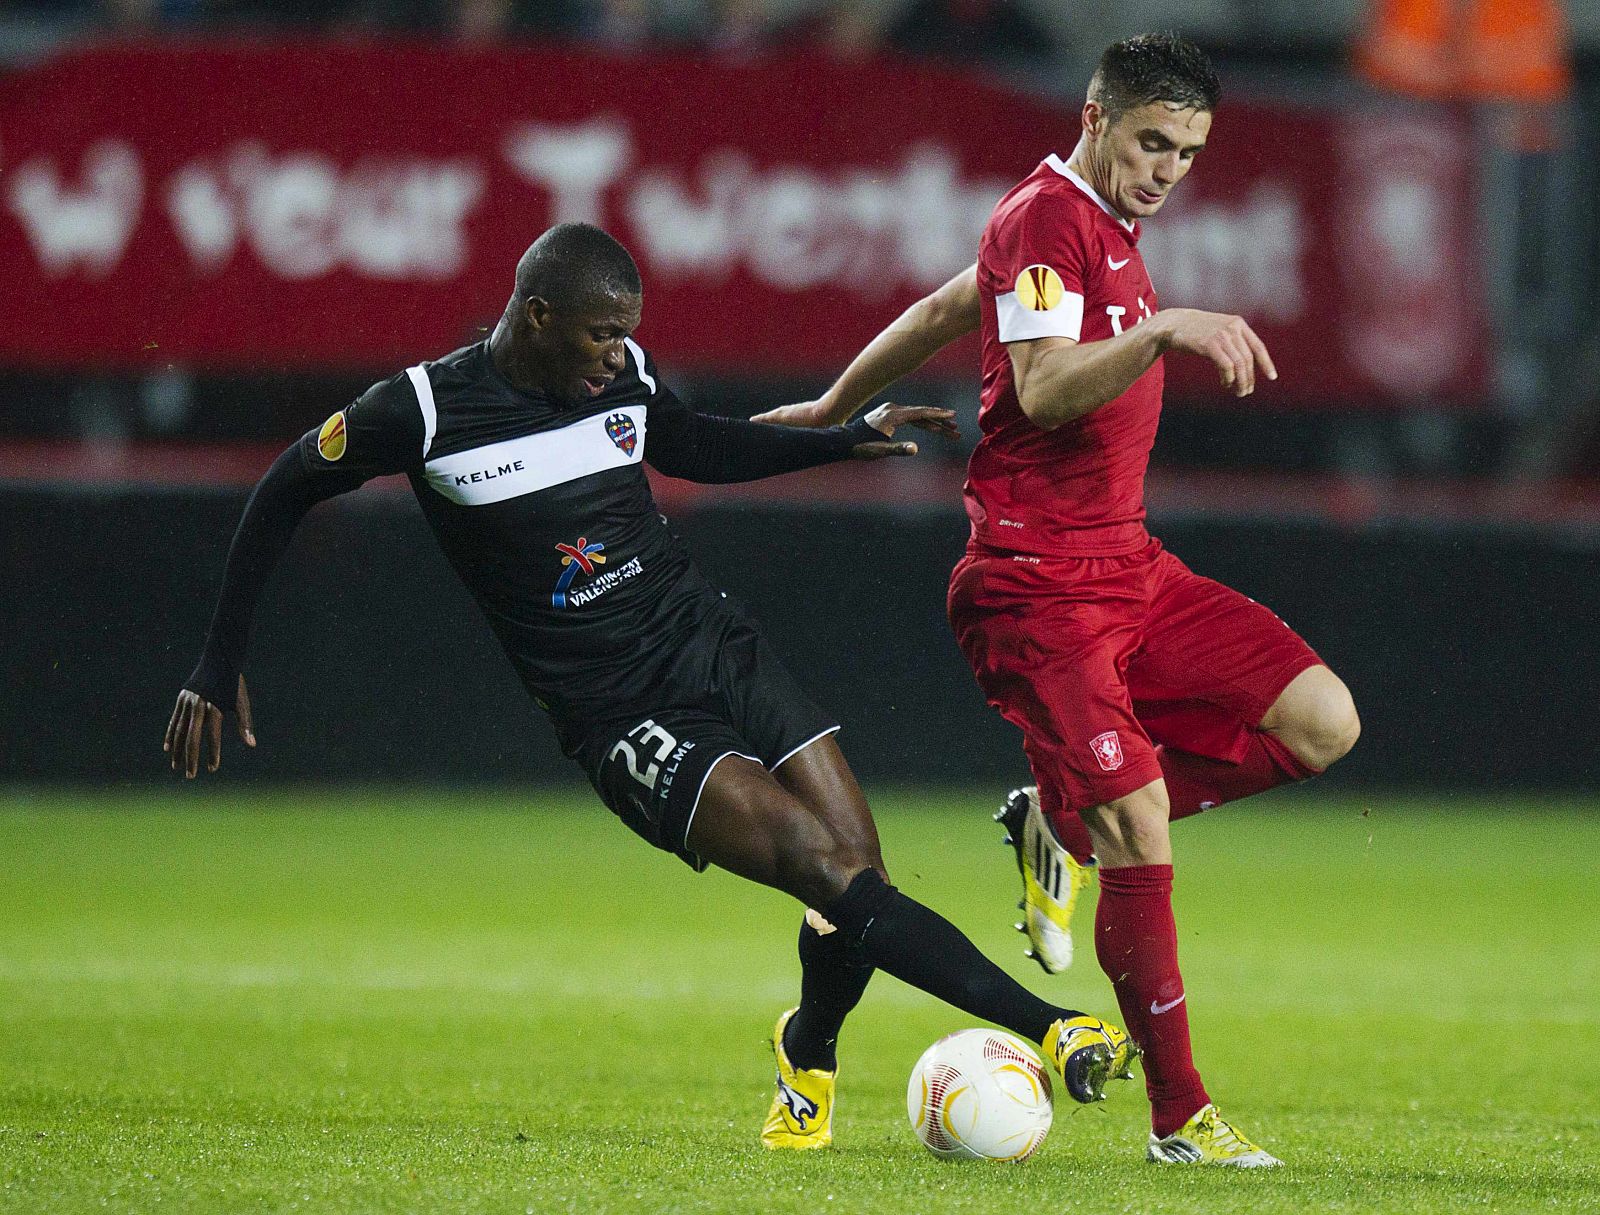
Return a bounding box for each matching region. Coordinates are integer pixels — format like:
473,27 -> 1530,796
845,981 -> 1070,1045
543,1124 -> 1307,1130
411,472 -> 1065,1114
822,869 -> 1075,1045
785,917 -> 873,1072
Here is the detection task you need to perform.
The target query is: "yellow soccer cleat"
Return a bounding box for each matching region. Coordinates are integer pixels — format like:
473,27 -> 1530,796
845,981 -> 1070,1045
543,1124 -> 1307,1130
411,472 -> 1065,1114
1042,1014 -> 1140,1104
995,786 -> 1096,973
760,1007 -> 836,1150
1147,1104 -> 1283,1167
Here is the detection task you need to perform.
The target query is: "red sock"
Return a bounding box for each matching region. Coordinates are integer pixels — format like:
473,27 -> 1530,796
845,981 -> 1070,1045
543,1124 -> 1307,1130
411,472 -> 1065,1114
1096,864 -> 1209,1137
1160,730 -> 1321,823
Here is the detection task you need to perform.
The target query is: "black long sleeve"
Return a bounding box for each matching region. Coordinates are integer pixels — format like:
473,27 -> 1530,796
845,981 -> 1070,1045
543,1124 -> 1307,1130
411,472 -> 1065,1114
184,375 -> 423,707
185,445 -> 366,707
645,395 -> 878,484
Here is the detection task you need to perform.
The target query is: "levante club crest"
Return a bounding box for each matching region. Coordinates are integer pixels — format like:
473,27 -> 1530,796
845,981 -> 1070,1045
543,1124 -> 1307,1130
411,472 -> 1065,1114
605,413 -> 638,457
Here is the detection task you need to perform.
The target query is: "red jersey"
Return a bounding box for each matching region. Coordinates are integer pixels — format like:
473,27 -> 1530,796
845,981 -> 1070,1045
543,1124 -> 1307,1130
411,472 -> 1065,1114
967,154 -> 1163,557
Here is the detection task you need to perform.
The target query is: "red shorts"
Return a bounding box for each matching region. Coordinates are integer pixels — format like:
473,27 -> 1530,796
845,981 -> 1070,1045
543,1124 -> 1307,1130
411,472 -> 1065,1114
948,537 -> 1323,812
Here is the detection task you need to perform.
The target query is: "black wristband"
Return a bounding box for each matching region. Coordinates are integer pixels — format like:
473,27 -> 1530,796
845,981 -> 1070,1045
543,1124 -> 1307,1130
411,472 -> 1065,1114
185,650 -> 236,711
843,416 -> 885,445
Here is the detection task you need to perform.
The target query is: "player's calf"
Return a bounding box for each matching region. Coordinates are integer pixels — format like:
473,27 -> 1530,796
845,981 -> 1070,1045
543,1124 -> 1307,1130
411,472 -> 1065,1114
817,869 -> 1132,1086
696,755 -> 1137,1111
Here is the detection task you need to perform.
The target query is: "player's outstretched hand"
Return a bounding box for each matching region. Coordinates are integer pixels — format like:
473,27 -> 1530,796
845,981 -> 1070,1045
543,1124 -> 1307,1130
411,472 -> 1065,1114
1155,308 -> 1277,397
850,404 -> 960,459
163,675 -> 256,779
753,401 -> 960,439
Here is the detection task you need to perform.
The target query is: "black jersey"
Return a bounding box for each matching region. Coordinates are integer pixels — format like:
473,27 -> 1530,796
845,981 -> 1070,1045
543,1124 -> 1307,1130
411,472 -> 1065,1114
187,337 -> 875,746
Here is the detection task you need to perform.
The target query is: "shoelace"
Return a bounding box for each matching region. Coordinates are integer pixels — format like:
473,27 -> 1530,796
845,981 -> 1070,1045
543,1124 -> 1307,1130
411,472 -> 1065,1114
1198,1109 -> 1249,1153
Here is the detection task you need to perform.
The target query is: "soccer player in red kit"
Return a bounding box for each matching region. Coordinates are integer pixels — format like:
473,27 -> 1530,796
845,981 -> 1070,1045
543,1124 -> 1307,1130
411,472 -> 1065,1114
756,34 -> 1360,1165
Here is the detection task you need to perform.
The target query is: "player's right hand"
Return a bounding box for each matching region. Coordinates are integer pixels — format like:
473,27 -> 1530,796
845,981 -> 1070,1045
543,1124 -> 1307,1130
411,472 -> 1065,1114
1154,308 -> 1277,397
164,675 -> 256,779
850,403 -> 960,459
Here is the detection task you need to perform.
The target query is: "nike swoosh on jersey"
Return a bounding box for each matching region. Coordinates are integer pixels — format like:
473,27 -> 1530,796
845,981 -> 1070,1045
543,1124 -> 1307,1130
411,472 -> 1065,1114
1150,993 -> 1186,1015
1107,256 -> 1130,270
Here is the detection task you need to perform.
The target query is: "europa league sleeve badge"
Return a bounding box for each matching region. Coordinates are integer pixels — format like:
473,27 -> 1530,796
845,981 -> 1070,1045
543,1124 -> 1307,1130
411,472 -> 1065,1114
317,411 -> 348,462
1014,264 -> 1065,313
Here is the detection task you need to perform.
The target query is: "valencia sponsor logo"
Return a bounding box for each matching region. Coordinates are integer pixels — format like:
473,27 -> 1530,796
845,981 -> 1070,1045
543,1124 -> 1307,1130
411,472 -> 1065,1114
552,537 -> 644,608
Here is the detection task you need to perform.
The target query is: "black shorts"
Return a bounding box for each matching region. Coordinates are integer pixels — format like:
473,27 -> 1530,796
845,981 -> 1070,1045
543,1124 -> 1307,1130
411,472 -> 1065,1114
571,605 -> 838,870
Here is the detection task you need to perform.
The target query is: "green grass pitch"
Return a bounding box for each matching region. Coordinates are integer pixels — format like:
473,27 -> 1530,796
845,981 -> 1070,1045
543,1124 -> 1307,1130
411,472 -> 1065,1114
1,788 -> 1597,1213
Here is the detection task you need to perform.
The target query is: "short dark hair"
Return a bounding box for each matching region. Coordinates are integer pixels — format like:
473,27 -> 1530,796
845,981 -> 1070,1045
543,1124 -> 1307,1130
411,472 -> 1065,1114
514,222 -> 642,312
1089,33 -> 1220,124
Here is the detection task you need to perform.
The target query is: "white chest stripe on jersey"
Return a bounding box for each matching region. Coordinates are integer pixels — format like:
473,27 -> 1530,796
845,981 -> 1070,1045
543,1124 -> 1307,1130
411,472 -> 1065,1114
423,409 -> 647,506
996,289 -> 1085,344
406,364 -> 439,459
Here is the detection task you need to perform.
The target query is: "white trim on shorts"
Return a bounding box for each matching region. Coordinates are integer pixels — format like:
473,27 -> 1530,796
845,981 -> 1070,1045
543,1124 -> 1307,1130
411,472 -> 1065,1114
680,749 -> 761,852
770,724 -> 842,772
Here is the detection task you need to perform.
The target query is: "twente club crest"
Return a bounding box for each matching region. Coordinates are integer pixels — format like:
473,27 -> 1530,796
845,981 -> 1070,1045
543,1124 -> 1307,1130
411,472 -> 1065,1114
605,413 -> 637,457
1090,730 -> 1125,772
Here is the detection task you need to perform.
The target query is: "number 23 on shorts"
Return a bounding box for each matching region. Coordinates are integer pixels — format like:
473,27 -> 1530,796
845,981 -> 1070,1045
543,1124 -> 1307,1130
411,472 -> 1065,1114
608,718 -> 678,790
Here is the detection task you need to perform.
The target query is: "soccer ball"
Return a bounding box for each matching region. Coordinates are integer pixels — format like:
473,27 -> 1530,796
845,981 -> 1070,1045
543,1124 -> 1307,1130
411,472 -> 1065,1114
906,1029 -> 1054,1161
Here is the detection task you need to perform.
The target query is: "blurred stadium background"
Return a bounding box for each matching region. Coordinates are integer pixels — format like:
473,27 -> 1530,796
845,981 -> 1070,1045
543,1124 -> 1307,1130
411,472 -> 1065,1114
2,0 -> 1596,789
3,4 -> 1599,1210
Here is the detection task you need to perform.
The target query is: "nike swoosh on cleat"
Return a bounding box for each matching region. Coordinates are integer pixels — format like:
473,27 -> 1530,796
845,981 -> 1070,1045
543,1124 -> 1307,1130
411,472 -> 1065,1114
1150,993 -> 1186,1015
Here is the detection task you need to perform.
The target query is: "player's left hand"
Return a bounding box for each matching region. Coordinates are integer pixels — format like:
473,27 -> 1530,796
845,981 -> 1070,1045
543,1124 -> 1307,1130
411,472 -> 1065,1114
163,675 -> 256,779
850,404 -> 960,459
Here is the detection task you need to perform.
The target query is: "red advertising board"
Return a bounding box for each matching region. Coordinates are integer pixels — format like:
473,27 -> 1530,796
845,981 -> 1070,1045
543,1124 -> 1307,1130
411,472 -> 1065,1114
0,42 -> 1489,405
1146,101 -> 1492,405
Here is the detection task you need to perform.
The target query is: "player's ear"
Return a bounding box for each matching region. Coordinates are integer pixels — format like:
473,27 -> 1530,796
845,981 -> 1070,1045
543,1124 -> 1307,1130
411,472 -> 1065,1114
524,295 -> 555,332
1082,100 -> 1106,140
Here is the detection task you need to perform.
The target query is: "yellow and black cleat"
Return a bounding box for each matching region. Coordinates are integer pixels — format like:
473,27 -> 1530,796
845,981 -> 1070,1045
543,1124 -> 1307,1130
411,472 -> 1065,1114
760,1007 -> 836,1150
1043,1014 -> 1139,1104
1147,1104 -> 1283,1167
996,786 -> 1096,973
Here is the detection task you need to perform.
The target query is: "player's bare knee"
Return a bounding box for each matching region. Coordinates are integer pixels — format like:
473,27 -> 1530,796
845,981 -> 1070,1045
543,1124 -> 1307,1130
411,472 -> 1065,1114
1286,680 -> 1360,771
1316,693 -> 1361,769
774,828 -> 874,910
1266,666 -> 1359,773
1084,783 -> 1171,866
1119,814 -> 1171,863
786,852 -> 873,911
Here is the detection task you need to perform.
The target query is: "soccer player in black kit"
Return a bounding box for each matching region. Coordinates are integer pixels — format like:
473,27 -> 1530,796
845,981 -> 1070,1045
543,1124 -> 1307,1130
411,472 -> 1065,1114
164,223 -> 1135,1149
